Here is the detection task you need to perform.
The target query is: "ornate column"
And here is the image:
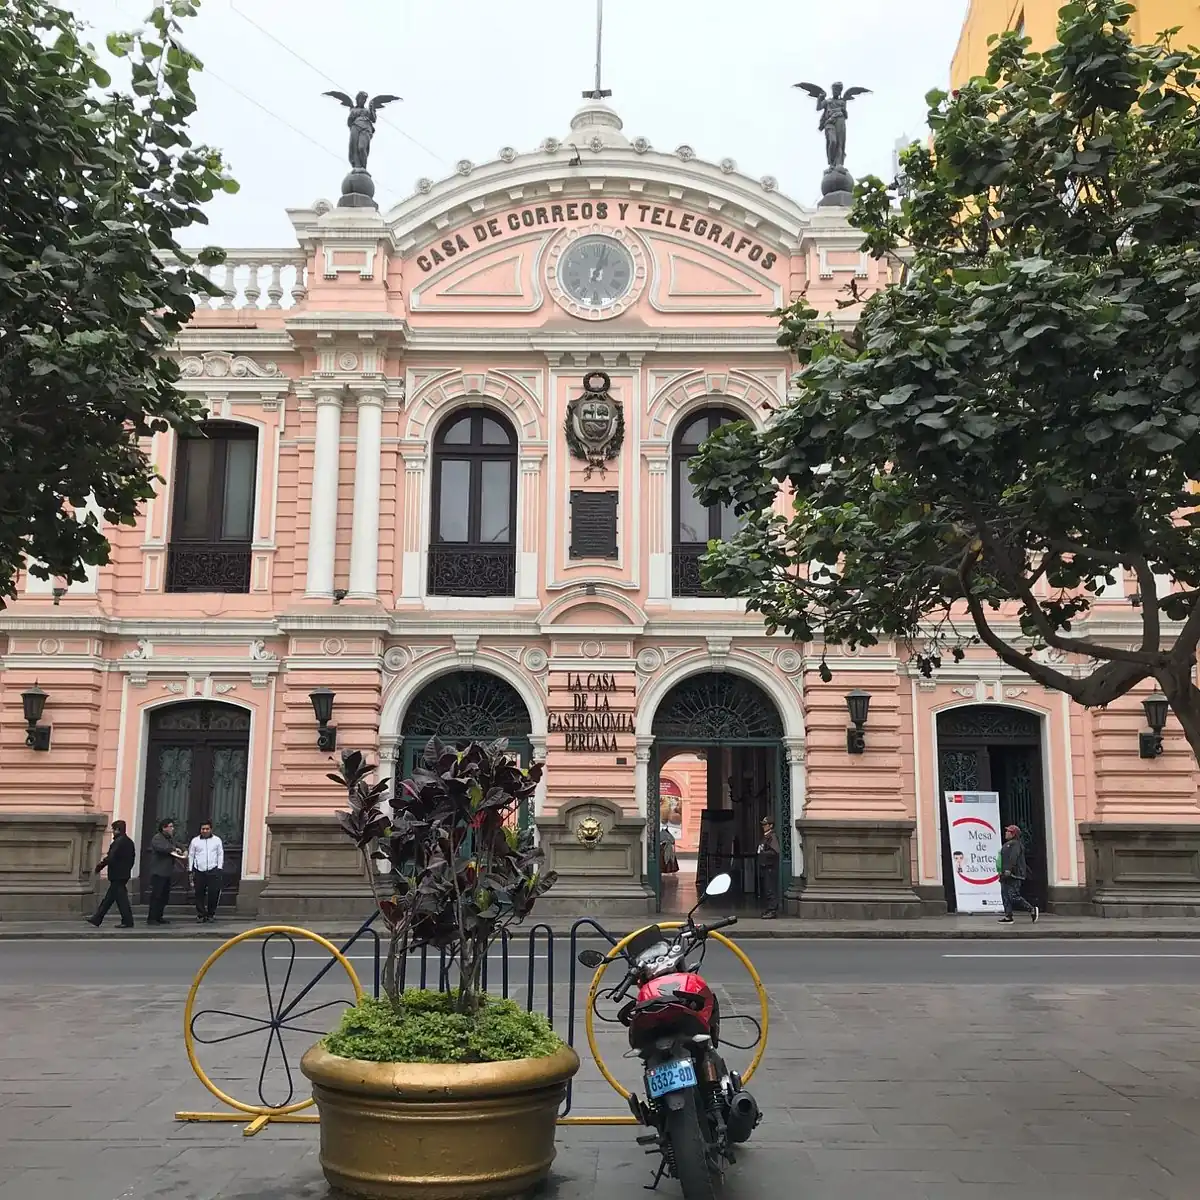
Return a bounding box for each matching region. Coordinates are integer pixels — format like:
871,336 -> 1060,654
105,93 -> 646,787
634,736 -> 655,819
348,392 -> 384,598
305,392 -> 343,597
783,736 -> 807,878
645,456 -> 670,599
399,451 -> 426,600
528,734 -> 548,817
518,454 -> 544,601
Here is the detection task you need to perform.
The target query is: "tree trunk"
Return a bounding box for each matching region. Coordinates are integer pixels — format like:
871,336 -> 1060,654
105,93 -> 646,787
1156,663 -> 1200,764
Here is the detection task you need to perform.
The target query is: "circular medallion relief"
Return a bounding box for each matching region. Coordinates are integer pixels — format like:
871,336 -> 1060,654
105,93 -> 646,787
545,225 -> 647,322
775,648 -> 803,675
581,640 -> 602,659
636,647 -> 663,674
522,647 -> 549,673
383,647 -> 411,674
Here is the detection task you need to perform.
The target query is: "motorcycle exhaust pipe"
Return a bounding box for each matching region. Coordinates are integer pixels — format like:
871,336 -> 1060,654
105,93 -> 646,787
726,1090 -> 759,1144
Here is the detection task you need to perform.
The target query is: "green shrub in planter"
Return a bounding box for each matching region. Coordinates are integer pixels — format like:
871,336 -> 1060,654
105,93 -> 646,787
325,992 -> 562,1064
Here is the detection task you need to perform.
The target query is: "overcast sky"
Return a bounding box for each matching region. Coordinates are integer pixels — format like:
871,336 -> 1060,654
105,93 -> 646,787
72,0 -> 968,248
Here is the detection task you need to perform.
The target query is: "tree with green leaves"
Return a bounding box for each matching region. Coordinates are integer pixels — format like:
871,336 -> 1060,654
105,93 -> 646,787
692,1 -> 1200,758
0,0 -> 235,602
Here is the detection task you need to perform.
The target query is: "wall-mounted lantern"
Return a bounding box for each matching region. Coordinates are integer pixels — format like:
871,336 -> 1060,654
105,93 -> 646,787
309,687 -> 338,752
845,689 -> 871,755
1139,692 -> 1169,759
21,684 -> 51,751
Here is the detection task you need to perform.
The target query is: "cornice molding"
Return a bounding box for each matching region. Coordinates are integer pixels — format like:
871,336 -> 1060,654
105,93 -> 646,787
291,153 -> 817,257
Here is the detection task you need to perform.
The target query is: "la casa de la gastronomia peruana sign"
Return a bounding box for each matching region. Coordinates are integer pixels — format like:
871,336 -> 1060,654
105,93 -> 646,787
415,202 -> 779,273
548,671 -> 634,753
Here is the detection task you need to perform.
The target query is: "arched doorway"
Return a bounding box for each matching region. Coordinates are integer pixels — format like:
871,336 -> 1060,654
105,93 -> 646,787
397,671 -> 534,824
140,702 -> 249,906
649,673 -> 787,913
936,705 -> 1049,911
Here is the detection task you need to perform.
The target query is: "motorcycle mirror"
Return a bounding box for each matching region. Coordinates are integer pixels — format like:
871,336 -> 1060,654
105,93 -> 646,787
577,949 -> 607,969
704,872 -> 733,898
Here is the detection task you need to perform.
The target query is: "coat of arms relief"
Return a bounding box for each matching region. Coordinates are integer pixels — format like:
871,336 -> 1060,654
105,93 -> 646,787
564,370 -> 624,478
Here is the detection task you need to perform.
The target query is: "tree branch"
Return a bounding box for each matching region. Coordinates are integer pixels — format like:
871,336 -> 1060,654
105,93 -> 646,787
1129,554 -> 1161,655
1046,538 -> 1125,568
980,526 -> 1160,666
1167,586 -> 1200,660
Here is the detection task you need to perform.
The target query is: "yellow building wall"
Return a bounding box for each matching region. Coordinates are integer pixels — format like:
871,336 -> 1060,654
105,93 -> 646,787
951,0 -> 1200,88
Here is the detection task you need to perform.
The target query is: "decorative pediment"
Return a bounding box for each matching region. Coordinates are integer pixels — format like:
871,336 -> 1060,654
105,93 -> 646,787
179,352 -> 280,379
538,588 -> 647,632
665,252 -> 757,296
409,234 -> 546,313
644,236 -> 784,313
443,254 -> 525,297
646,367 -> 786,438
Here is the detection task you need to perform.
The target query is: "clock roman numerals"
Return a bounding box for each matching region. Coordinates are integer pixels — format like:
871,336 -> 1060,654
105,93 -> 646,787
557,235 -> 634,311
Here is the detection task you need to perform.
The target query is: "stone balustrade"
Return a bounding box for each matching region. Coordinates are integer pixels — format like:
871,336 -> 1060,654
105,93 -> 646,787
161,250 -> 309,311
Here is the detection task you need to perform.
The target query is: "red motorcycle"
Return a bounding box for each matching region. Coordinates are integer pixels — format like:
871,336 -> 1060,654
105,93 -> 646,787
578,873 -> 762,1199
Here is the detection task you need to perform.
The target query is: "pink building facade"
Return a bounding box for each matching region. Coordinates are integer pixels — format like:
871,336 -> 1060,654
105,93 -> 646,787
2,101 -> 1198,919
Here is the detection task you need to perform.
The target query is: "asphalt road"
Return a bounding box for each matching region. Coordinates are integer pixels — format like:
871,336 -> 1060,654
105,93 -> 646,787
7,936 -> 1200,986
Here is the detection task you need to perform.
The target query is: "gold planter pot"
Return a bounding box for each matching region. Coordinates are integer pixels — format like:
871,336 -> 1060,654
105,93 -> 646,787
300,1042 -> 581,1200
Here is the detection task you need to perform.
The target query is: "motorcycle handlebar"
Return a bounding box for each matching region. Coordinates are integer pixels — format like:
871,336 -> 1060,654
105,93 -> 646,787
696,915 -> 738,935
612,971 -> 637,1001
605,914 -> 738,1000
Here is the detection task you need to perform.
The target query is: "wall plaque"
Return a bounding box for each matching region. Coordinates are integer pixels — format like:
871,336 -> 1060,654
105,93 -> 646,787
569,490 -> 618,559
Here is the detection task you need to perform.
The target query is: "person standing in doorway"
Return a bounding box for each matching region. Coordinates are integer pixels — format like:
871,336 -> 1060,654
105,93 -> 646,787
188,820 -> 225,923
999,824 -> 1039,924
757,817 -> 780,919
147,818 -> 185,925
88,819 -> 136,929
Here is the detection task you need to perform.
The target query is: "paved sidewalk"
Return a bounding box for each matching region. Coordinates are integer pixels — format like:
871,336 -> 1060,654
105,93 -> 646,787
2,974 -> 1200,1199
2,911 -> 1198,939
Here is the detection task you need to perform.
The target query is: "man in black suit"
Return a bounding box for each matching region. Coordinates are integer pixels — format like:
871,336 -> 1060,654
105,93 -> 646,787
88,820 -> 136,929
146,818 -> 185,924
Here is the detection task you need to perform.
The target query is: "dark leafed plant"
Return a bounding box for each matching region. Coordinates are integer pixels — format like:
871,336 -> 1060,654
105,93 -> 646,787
332,740 -> 554,1017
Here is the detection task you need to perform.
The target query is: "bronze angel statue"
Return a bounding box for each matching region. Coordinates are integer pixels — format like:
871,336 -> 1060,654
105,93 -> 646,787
794,81 -> 871,170
323,90 -> 401,171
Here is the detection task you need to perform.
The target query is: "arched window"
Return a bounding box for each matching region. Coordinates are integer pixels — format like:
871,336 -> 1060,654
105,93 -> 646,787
429,408 -> 517,596
167,420 -> 258,593
672,409 -> 742,597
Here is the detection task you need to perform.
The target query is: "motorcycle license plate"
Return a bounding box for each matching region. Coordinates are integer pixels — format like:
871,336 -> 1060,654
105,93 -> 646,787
647,1059 -> 697,1099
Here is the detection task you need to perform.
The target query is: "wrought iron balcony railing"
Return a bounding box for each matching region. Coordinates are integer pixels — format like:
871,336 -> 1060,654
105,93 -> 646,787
427,546 -> 516,597
671,547 -> 710,598
165,543 -> 252,594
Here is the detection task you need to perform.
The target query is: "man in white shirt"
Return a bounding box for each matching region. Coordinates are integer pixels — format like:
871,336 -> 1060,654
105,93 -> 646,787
188,821 -> 225,923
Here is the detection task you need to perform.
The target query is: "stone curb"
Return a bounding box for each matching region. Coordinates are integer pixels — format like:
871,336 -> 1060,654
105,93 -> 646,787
2,924 -> 1198,941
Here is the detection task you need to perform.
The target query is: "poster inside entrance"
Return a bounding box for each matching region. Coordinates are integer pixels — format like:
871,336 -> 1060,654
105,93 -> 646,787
944,791 -> 1003,913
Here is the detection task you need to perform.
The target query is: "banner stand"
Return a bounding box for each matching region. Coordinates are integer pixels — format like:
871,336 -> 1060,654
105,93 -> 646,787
944,790 -> 1004,913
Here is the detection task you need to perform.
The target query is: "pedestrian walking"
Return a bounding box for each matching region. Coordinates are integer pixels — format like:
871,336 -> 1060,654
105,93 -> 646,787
757,816 -> 780,919
146,818 -> 186,925
87,819 -> 136,929
188,820 -> 225,923
998,824 -> 1039,924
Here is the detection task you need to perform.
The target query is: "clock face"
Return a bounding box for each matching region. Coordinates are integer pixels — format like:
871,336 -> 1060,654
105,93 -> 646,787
556,235 -> 635,311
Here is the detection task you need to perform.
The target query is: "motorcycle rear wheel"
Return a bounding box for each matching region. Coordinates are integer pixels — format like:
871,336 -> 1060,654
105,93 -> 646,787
664,1087 -> 717,1200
